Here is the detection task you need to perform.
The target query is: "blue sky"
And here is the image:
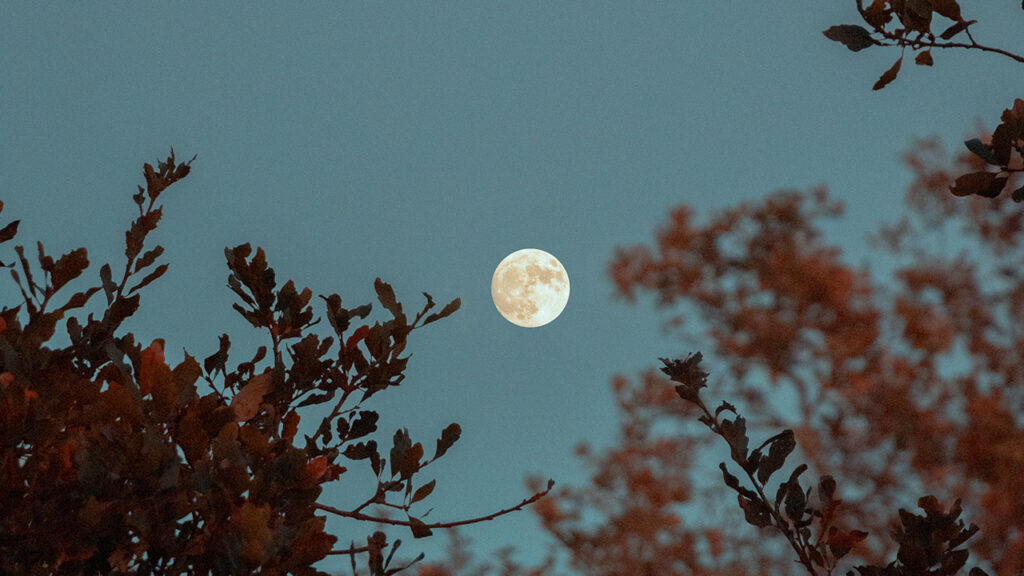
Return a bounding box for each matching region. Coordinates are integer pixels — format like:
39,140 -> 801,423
3,3 -> 1021,572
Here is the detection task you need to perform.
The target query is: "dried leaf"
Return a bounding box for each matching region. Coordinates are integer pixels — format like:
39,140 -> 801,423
784,479 -> 806,520
873,56 -> 903,90
348,410 -> 379,441
949,171 -> 1007,198
423,297 -> 461,325
305,456 -> 329,481
408,517 -> 433,538
411,479 -> 436,504
915,50 -> 933,66
964,138 -> 1000,165
939,19 -> 974,39
434,423 -> 461,460
0,220 -> 20,243
134,245 -> 164,272
823,25 -> 875,52
139,338 -> 166,396
282,410 -> 300,441
926,0 -> 961,21
343,440 -> 377,461
128,263 -> 168,294
59,287 -> 100,312
757,430 -> 795,484
374,277 -> 404,322
230,372 -> 272,421
738,495 -> 773,528
720,416 -> 749,462
863,0 -> 890,27
203,334 -> 230,376
232,502 -> 273,564
99,263 -> 116,305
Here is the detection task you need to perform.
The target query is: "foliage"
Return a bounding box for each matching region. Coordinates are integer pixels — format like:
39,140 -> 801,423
419,106 -> 1024,576
824,3 -> 1024,201
823,1 -> 1024,89
0,152 -> 551,575
662,353 -> 987,576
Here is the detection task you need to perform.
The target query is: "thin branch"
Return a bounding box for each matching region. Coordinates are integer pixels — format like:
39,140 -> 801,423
906,37 -> 1023,64
314,481 -> 554,531
855,0 -> 1024,64
326,544 -> 375,556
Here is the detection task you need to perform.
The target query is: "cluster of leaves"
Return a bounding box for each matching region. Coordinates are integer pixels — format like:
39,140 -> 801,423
662,353 -> 989,576
0,152 -> 550,575
951,99 -> 1024,200
823,0 -> 1024,90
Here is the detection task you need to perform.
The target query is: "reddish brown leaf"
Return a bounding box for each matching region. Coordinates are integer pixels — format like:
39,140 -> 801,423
863,0 -> 890,27
128,263 -> 168,294
949,171 -> 1007,197
873,56 -> 903,90
411,478 -> 436,504
305,455 -> 328,482
433,423 -> 461,460
823,25 -> 876,52
0,219 -> 19,243
138,339 -> 166,396
374,277 -> 405,322
230,372 -> 272,421
423,297 -> 461,325
50,247 -> 89,292
282,410 -> 300,441
346,324 -> 369,349
408,517 -> 433,538
939,19 -> 974,39
231,502 -> 273,565
926,0 -> 962,21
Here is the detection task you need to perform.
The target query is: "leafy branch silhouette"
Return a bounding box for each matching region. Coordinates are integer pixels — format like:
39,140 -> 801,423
661,352 -> 990,576
824,1 -> 1024,91
0,152 -> 550,575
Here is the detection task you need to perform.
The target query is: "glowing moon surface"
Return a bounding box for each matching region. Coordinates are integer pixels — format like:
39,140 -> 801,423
491,248 -> 570,327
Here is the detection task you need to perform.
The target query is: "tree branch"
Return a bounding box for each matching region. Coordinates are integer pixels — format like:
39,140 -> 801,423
855,0 -> 1024,64
314,480 -> 554,531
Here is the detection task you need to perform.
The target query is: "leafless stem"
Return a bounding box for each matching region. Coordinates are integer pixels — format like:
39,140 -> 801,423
314,481 -> 554,531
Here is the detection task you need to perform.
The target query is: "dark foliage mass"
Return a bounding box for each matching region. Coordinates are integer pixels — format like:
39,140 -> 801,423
0,152 -> 550,575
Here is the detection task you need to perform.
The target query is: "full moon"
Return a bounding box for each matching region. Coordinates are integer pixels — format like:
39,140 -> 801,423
491,248 -> 570,327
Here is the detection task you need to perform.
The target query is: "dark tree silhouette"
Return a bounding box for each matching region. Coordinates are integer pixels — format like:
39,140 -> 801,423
0,152 -> 551,575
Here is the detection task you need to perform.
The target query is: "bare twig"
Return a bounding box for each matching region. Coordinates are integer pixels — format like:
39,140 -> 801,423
315,480 -> 554,532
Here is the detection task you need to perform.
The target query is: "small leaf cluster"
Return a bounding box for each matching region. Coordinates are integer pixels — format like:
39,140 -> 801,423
662,353 -> 989,576
954,99 -> 1024,201
849,497 -> 985,576
824,0 -> 1023,90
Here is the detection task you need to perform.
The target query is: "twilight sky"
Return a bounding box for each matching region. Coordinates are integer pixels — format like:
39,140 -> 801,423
2,3 -> 1020,572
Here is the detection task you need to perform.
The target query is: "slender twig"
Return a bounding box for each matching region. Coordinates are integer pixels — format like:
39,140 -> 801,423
325,544 -> 376,556
855,0 -> 1024,64
314,482 -> 554,531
